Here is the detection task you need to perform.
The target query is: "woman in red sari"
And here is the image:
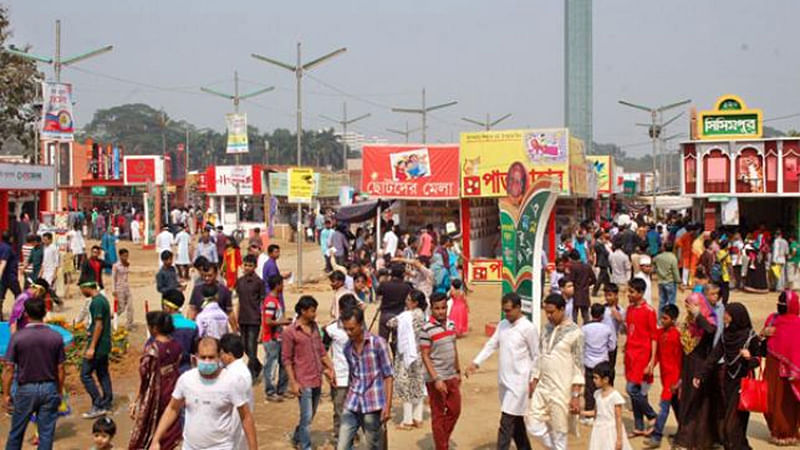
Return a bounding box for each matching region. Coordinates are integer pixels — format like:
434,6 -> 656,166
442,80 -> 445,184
128,311 -> 183,450
762,290 -> 800,446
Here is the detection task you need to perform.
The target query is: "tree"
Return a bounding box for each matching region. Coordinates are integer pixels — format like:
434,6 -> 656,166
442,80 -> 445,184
0,5 -> 44,154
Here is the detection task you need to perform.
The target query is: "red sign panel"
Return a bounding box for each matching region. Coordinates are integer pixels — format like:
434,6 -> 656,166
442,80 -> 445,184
124,157 -> 157,184
361,144 -> 459,199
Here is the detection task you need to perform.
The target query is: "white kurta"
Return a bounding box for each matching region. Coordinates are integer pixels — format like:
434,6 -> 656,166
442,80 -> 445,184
473,317 -> 539,416
528,320 -> 584,434
41,243 -> 59,284
156,231 -> 174,254
175,231 -> 191,265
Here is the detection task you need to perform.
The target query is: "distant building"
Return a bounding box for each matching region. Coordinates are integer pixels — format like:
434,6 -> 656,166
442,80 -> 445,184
565,0 -> 593,154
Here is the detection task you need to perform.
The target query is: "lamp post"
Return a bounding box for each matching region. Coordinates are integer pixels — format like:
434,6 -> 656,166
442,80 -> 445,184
461,113 -> 513,131
320,102 -> 370,168
252,43 -> 347,289
392,88 -> 457,143
386,122 -> 423,143
4,19 -> 113,211
618,98 -> 691,214
201,71 -> 274,229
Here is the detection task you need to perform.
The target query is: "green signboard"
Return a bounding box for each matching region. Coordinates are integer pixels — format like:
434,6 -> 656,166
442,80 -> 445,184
698,95 -> 763,141
91,186 -> 107,196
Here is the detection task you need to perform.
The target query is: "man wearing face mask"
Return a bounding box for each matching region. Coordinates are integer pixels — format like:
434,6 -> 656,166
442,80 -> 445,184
149,337 -> 258,450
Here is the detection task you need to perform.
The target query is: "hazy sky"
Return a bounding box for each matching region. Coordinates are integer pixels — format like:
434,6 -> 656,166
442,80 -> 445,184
6,0 -> 800,155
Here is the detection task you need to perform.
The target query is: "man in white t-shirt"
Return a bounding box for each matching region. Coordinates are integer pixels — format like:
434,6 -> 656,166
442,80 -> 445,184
382,222 -> 399,257
151,337 -> 257,450
220,333 -> 254,450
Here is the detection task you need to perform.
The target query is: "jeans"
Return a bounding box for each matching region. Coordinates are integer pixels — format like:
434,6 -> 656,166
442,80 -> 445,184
626,381 -> 656,431
263,341 -> 288,396
240,325 -> 262,380
0,279 -> 21,321
584,365 -> 599,412
332,386 -> 349,440
572,304 -> 589,325
593,267 -> 611,296
81,356 -> 113,410
337,409 -> 383,450
651,394 -> 679,442
658,282 -> 677,316
6,381 -> 61,450
293,387 -> 321,450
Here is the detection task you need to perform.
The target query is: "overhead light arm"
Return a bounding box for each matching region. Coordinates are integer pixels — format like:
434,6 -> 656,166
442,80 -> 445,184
199,87 -> 234,100
3,48 -> 53,63
426,100 -> 458,112
240,86 -> 275,99
618,100 -> 653,113
302,47 -> 347,71
62,45 -> 113,65
490,113 -> 513,126
251,53 -> 296,72
657,99 -> 691,113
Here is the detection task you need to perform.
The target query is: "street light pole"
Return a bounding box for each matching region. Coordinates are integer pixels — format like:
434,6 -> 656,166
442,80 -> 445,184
461,112 -> 513,131
392,88 -> 457,143
386,122 -> 423,143
252,42 -> 347,289
4,19 -> 112,212
320,102 -> 370,168
619,98 -> 691,216
201,71 -> 274,231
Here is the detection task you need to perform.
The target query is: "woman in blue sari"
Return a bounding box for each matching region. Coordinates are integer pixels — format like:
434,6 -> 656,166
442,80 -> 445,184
101,226 -> 118,274
431,253 -> 450,294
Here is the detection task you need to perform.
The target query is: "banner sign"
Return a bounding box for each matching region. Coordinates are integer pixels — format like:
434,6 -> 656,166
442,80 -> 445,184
468,259 -> 502,284
461,129 -> 571,197
499,173 -> 560,331
0,163 -> 55,190
41,82 -> 75,141
225,113 -> 248,154
362,145 -> 459,199
587,155 -> 613,194
206,165 -> 261,196
268,172 -> 348,198
124,156 -> 164,185
698,95 -> 762,141
288,168 -> 315,203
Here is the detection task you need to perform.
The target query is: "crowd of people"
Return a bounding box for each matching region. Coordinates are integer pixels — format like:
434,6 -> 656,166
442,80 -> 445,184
2,205 -> 800,449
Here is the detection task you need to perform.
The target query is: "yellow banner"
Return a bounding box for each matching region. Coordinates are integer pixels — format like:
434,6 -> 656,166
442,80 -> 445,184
288,167 -> 315,203
460,129 -> 571,197
587,155 -> 613,194
468,259 -> 503,283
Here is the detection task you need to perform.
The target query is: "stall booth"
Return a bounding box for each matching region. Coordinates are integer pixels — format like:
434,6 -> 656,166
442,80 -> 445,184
459,129 -> 596,283
0,163 -> 54,231
680,95 -> 800,234
204,165 -> 268,235
361,144 -> 461,235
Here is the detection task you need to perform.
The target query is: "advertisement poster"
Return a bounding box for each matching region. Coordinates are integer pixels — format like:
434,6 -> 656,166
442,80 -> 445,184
722,198 -> 740,225
225,113 -> 248,154
587,155 -> 613,194
499,173 -> 560,330
460,129 -> 571,197
124,156 -> 164,185
362,144 -> 459,199
288,167 -> 315,203
41,82 -> 75,141
0,163 -> 55,190
208,165 -> 260,196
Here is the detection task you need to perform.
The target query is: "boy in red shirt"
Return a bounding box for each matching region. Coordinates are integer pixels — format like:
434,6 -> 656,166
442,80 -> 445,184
644,304 -> 683,448
262,274 -> 292,401
625,277 -> 658,436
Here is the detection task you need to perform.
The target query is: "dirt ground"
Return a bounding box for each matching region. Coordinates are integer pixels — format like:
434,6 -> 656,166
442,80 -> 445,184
0,237 -> 782,449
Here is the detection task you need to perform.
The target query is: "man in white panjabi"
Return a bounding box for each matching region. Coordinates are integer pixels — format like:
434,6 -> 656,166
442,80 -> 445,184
155,225 -> 174,268
526,293 -> 584,450
466,293 -> 538,450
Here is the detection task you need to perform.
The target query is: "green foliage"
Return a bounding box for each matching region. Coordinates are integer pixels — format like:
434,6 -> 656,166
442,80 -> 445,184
0,5 -> 45,154
77,103 -> 347,171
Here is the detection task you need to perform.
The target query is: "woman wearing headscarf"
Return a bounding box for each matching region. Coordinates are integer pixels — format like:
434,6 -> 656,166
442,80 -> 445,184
761,290 -> 800,445
430,253 -> 450,295
673,292 -> 719,448
696,302 -> 761,450
100,226 -> 118,275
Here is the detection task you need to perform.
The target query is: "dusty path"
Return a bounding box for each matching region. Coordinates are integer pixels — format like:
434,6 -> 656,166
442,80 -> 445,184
0,238 -> 780,449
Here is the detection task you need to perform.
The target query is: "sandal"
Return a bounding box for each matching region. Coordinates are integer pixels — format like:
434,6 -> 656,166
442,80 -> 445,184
395,423 -> 415,431
412,420 -> 424,428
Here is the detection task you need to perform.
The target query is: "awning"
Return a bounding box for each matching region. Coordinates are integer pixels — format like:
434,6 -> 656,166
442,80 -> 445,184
334,199 -> 394,223
634,195 -> 693,210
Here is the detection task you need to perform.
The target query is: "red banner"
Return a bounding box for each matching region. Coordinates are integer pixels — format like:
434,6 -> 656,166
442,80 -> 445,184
361,144 -> 459,199
124,157 -> 157,184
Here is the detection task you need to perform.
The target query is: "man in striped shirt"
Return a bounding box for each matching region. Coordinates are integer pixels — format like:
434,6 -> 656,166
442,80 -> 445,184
420,292 -> 461,450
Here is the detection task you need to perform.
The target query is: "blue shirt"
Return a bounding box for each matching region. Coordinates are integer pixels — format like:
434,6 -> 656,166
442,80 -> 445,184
647,230 -> 661,256
0,241 -> 19,284
262,258 -> 284,310
582,321 -> 616,368
320,228 -> 334,253
574,240 -> 588,263
344,332 -> 394,413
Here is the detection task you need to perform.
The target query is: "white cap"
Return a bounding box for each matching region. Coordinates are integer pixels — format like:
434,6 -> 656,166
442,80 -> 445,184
639,256 -> 652,265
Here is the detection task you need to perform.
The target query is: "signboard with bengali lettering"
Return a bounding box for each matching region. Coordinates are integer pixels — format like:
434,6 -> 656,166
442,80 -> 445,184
468,259 -> 503,284
697,95 -> 762,141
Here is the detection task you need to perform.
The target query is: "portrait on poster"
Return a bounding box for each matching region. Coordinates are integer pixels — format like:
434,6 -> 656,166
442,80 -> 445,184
390,148 -> 431,181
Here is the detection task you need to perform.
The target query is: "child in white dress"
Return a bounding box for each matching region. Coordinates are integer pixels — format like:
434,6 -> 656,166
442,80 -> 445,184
587,362 -> 632,450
